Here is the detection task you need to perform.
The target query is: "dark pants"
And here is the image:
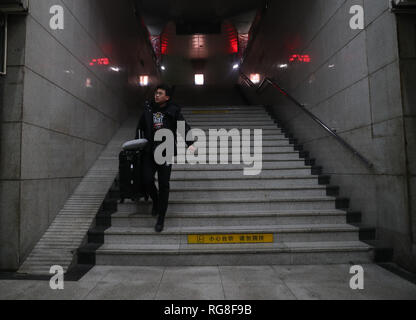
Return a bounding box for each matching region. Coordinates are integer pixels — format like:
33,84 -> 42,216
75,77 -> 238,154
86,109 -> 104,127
142,151 -> 172,217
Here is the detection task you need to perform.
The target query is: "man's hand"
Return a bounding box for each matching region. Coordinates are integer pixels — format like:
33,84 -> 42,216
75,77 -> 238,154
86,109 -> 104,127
188,145 -> 197,153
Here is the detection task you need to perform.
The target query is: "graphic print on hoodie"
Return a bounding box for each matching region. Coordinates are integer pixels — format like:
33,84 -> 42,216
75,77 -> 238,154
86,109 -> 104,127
152,105 -> 167,151
153,111 -> 164,132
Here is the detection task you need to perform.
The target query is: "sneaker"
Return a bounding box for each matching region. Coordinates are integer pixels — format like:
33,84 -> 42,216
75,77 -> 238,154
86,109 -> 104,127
155,215 -> 165,233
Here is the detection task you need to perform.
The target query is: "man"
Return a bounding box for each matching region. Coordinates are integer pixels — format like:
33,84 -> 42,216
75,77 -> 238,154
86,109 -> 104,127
135,84 -> 196,232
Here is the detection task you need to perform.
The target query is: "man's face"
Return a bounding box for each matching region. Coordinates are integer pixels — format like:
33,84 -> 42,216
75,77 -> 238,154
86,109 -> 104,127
155,89 -> 170,105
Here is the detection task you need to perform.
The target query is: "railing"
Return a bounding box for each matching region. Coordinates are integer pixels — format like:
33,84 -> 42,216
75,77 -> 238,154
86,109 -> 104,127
390,0 -> 416,13
239,72 -> 374,169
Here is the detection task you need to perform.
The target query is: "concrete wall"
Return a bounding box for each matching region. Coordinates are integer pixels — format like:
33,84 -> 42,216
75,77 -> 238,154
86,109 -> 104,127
0,0 -> 158,270
158,21 -> 240,87
241,0 -> 416,271
396,13 -> 416,263
161,54 -> 240,86
172,85 -> 245,106
159,54 -> 243,106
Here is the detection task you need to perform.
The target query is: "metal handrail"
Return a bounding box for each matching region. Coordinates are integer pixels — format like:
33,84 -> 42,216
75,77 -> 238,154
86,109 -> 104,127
239,72 -> 257,88
240,73 -> 374,169
390,0 -> 416,13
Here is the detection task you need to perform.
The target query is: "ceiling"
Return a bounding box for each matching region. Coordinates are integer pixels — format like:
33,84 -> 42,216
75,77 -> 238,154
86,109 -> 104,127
134,0 -> 264,59
135,0 -> 262,24
159,21 -> 239,59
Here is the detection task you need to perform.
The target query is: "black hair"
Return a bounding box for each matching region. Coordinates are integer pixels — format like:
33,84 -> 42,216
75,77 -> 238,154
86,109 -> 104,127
155,84 -> 174,99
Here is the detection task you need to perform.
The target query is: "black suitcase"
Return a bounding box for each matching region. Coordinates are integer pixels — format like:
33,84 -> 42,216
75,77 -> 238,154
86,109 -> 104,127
118,149 -> 148,203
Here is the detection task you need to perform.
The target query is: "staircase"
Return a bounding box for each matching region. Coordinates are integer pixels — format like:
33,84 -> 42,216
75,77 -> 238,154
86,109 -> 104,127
89,105 -> 373,266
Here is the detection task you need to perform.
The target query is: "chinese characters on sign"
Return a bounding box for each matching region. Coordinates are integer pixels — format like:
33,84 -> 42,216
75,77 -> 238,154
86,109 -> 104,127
188,234 -> 274,244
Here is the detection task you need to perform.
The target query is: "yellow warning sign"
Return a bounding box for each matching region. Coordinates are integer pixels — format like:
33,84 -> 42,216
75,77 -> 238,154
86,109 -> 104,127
191,110 -> 230,114
188,234 -> 274,244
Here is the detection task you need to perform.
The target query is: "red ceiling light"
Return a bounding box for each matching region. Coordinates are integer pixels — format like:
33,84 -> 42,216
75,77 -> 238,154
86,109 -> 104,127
224,23 -> 238,54
161,33 -> 168,55
289,54 -> 311,63
89,58 -> 109,66
230,38 -> 238,54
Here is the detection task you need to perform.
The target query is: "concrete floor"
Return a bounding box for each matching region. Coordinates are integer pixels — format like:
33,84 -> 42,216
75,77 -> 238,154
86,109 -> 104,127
1,264 -> 416,300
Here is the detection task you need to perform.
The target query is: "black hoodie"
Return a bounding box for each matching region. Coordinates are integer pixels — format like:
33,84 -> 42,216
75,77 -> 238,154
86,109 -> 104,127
135,100 -> 195,157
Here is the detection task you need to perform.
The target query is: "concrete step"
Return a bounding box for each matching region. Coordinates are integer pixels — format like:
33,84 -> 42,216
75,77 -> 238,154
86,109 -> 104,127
194,126 -> 280,131
188,120 -> 276,126
180,143 -> 294,149
196,129 -> 284,136
172,153 -> 302,162
166,183 -> 326,192
126,197 -> 337,213
182,112 -> 271,118
171,160 -> 306,170
188,120 -> 281,129
99,224 -> 360,246
18,255 -> 73,264
186,118 -> 273,123
94,241 -> 373,266
186,116 -> 273,122
19,265 -> 70,275
177,146 -> 296,154
175,151 -> 296,160
193,140 -> 292,147
182,106 -> 265,112
182,109 -> 268,113
190,125 -> 278,130
184,111 -> 270,114
191,134 -> 287,140
183,107 -> 267,112
162,176 -> 321,188
167,186 -> 328,200
188,117 -> 274,122
111,209 -> 348,228
183,106 -> 268,110
182,105 -> 265,108
176,149 -> 298,156
167,168 -> 314,179
182,105 -> 265,109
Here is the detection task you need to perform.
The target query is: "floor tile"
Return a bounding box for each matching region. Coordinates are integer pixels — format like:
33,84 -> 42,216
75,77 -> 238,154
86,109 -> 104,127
155,281 -> 225,300
162,266 -> 221,284
223,282 -> 297,300
219,266 -> 284,284
84,281 -> 159,300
